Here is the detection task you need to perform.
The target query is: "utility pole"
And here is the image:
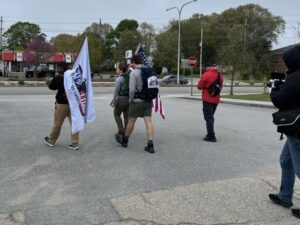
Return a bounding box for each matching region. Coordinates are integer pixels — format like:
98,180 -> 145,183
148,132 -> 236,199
0,16 -> 3,51
99,18 -> 102,76
199,27 -> 203,77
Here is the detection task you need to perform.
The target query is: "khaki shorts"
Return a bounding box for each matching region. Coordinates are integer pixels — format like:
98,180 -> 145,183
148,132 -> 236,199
129,101 -> 152,118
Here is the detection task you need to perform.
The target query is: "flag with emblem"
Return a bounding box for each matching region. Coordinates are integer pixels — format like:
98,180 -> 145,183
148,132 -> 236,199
64,37 -> 96,134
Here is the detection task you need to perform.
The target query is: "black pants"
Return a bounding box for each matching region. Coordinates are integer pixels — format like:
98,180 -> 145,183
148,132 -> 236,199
203,101 -> 218,138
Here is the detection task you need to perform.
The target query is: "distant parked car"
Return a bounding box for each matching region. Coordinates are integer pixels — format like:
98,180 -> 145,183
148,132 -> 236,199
161,75 -> 188,85
25,64 -> 55,78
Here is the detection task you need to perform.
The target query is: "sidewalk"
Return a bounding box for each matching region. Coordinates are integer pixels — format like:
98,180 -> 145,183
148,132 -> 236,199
106,172 -> 300,225
1,172 -> 299,225
173,93 -> 275,109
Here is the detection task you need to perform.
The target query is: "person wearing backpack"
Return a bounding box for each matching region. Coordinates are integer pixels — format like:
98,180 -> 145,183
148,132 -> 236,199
119,54 -> 156,153
110,62 -> 129,143
197,61 -> 223,142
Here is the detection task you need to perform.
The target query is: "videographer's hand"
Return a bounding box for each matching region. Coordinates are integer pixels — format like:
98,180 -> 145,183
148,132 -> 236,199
272,80 -> 284,91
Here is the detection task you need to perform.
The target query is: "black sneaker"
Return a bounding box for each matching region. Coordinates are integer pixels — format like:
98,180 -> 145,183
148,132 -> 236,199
121,141 -> 128,148
68,145 -> 79,150
115,133 -> 123,144
44,137 -> 54,147
144,144 -> 155,154
269,194 -> 293,208
203,136 -> 217,142
121,136 -> 128,148
292,209 -> 300,219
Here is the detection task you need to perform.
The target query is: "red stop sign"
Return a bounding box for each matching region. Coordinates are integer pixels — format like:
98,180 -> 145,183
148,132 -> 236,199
188,56 -> 197,67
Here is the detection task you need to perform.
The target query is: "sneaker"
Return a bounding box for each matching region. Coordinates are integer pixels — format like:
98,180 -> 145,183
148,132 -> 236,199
44,137 -> 54,147
121,136 -> 128,148
292,209 -> 300,219
203,136 -> 217,142
68,145 -> 79,150
121,141 -> 128,148
144,144 -> 155,154
115,133 -> 123,144
269,194 -> 293,208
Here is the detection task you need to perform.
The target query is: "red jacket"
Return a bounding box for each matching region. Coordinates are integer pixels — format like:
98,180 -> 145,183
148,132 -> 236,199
197,67 -> 223,104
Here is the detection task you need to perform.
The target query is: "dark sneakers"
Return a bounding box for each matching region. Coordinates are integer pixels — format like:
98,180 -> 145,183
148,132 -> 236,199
144,140 -> 155,153
203,136 -> 217,142
292,209 -> 300,219
115,133 -> 123,144
269,193 -> 293,208
121,136 -> 128,148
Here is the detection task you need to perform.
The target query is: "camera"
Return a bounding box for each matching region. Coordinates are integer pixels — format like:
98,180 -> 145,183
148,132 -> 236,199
267,72 -> 286,89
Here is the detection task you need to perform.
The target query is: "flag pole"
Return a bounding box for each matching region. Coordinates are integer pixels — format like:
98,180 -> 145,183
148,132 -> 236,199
135,43 -> 141,54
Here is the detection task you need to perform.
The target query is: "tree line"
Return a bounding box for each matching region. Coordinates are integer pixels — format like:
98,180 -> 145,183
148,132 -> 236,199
3,4 -> 285,79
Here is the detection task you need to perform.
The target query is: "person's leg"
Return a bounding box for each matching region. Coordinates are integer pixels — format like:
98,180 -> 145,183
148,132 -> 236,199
66,107 -> 79,149
286,135 -> 300,218
278,140 -> 295,203
144,116 -> 155,153
203,101 -> 216,140
122,117 -> 137,147
114,103 -> 125,134
48,104 -> 68,144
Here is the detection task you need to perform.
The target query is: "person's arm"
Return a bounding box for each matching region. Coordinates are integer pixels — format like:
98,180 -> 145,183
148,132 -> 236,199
128,70 -> 136,103
48,76 -> 60,90
111,77 -> 122,106
197,73 -> 207,90
271,76 -> 297,109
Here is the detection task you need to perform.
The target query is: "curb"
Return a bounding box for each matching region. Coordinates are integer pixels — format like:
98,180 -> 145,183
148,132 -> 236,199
178,96 -> 275,109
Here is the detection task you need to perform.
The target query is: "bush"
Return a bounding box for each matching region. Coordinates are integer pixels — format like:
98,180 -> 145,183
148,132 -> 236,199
18,79 -> 25,85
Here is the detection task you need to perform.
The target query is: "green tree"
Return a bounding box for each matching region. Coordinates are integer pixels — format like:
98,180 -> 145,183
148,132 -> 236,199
113,30 -> 141,63
84,22 -> 113,40
138,22 -> 156,56
153,29 -> 178,72
213,4 -> 285,78
115,19 -> 139,38
50,34 -> 82,53
4,22 -> 45,50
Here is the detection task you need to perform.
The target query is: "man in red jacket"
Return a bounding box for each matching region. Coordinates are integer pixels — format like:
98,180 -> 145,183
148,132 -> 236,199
197,62 -> 224,142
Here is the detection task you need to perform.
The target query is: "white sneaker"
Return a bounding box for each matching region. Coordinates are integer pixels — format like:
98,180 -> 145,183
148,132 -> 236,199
44,137 -> 54,147
68,145 -> 79,150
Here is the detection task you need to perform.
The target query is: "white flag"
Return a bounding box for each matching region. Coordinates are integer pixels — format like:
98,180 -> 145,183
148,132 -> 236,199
64,37 -> 96,134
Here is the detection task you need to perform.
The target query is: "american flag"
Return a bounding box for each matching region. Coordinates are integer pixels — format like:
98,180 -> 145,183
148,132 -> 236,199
136,45 -> 165,119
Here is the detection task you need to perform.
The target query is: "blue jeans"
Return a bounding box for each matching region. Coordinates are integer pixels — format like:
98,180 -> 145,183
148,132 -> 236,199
278,135 -> 300,202
203,101 -> 217,138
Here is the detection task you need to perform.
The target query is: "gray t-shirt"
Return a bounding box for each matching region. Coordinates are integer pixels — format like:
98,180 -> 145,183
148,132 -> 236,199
111,75 -> 125,105
129,67 -> 143,103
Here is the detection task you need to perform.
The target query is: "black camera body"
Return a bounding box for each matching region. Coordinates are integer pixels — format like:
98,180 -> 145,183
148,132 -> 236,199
267,72 -> 286,89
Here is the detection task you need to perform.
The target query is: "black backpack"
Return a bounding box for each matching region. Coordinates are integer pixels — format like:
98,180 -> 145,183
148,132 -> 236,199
119,72 -> 129,96
207,73 -> 222,97
136,67 -> 159,101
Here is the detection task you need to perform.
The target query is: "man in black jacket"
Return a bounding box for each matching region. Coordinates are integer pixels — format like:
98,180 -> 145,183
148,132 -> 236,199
44,64 -> 80,150
269,45 -> 300,219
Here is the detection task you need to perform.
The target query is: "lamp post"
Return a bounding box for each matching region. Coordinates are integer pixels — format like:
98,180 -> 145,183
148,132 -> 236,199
166,0 -> 197,84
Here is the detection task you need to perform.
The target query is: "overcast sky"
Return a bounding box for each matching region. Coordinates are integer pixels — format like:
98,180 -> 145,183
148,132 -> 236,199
1,0 -> 300,49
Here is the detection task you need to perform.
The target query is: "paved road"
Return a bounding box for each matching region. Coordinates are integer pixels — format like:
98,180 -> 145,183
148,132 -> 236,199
0,90 -> 283,225
0,85 -> 265,96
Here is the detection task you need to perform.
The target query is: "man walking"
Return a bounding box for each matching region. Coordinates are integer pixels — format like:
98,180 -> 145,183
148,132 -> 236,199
44,64 -> 80,150
197,62 -> 223,142
120,54 -> 155,153
111,62 -> 129,143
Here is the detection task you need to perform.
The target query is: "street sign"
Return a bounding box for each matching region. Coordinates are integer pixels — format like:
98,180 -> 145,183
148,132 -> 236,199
188,56 -> 197,67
